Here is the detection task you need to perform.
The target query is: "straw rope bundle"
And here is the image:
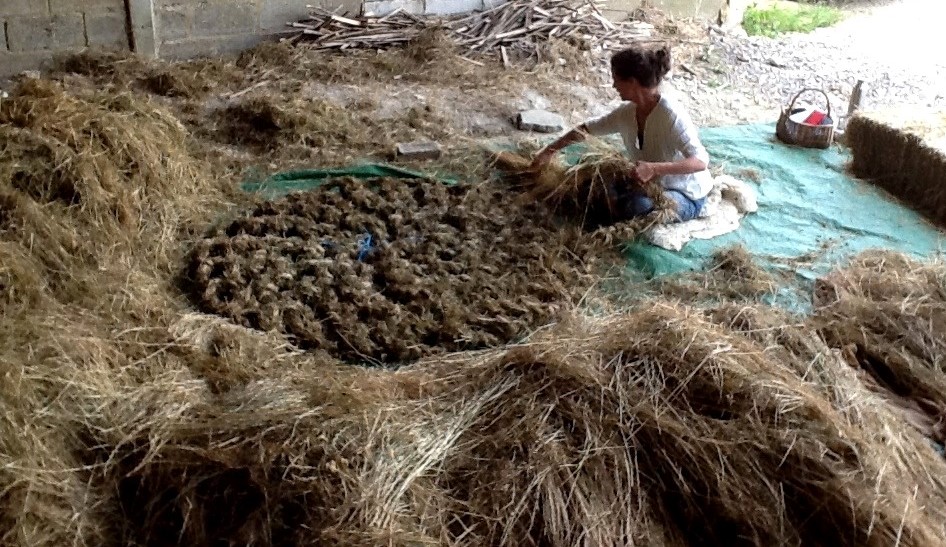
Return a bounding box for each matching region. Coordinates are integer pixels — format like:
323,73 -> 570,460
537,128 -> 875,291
847,110 -> 946,225
493,147 -> 676,242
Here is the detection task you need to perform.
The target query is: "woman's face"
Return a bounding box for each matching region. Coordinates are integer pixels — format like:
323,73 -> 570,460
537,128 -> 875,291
611,73 -> 641,103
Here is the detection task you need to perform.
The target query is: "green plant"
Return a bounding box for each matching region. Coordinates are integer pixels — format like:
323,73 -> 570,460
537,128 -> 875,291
743,1 -> 844,37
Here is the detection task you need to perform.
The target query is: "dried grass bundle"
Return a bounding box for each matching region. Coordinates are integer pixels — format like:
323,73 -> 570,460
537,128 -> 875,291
494,142 -> 674,237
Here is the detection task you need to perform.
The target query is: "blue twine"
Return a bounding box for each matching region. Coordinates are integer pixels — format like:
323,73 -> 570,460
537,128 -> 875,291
356,232 -> 373,261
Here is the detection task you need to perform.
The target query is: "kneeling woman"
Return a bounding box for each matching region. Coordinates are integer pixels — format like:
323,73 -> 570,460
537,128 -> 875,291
531,45 -> 712,222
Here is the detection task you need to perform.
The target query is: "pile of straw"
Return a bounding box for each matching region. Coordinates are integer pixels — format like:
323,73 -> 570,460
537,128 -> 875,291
46,293 -> 946,546
0,77 -> 238,546
812,251 -> 946,443
847,109 -> 946,225
216,95 -> 451,158
4,76 -> 946,547
654,246 -> 780,302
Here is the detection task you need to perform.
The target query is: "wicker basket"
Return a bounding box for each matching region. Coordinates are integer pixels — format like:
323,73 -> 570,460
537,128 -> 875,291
776,88 -> 836,149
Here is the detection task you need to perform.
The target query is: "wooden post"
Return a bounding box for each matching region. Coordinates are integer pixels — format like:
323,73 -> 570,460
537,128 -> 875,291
847,79 -> 865,118
126,0 -> 158,57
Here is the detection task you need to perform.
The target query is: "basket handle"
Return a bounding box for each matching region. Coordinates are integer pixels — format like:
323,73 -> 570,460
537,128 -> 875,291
787,88 -> 832,118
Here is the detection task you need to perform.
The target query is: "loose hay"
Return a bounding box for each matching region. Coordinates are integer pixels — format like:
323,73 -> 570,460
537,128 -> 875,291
0,78 -> 234,308
847,110 -> 946,225
5,61 -> 946,547
186,177 -> 599,363
813,251 -> 946,444
655,245 -> 780,301
216,95 -> 451,159
0,78 -> 239,547
75,303 -> 946,546
54,49 -> 231,99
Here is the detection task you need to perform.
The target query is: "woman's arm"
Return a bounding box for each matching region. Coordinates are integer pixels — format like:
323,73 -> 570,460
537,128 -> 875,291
633,156 -> 707,182
530,124 -> 589,169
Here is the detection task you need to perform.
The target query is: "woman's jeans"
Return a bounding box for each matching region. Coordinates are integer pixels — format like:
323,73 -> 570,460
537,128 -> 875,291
622,189 -> 706,222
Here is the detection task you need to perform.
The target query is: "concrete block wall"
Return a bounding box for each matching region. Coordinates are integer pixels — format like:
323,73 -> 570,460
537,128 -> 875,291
154,0 -> 498,59
0,0 -> 129,77
154,0 -> 360,58
363,0 -> 484,16
1,0 -> 741,79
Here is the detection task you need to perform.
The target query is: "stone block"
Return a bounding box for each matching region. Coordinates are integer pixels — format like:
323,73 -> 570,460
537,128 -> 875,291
0,19 -> 7,52
515,109 -> 565,133
396,140 -> 442,160
157,5 -> 191,42
719,0 -> 750,29
85,10 -> 130,49
127,0 -> 157,56
194,1 -> 258,37
363,0 -> 424,16
596,0 -> 642,17
0,51 -> 55,79
6,13 -> 86,52
424,0 -> 482,16
49,0 -> 122,14
1,0 -> 48,16
645,0 -> 723,19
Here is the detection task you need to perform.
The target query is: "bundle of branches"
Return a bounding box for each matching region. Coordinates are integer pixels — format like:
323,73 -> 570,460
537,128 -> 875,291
494,145 -> 675,242
290,0 -> 654,63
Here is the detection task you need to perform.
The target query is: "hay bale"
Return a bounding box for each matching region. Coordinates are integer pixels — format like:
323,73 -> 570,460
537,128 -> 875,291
847,109 -> 946,225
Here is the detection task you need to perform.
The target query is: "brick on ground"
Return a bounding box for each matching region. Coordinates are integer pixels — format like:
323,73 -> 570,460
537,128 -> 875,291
516,109 -> 565,133
396,141 -> 442,160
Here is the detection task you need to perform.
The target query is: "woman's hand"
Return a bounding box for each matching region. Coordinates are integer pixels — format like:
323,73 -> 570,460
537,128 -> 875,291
633,161 -> 660,183
636,157 -> 707,180
530,148 -> 556,170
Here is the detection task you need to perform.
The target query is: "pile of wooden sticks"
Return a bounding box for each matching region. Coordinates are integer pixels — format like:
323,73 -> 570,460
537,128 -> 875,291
290,0 -> 654,63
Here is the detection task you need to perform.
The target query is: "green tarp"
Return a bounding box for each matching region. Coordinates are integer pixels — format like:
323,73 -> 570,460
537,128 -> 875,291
242,164 -> 432,198
243,124 -> 945,307
624,124 -> 945,282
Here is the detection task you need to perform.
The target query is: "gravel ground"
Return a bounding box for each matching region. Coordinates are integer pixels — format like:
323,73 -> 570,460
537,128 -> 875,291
667,0 -> 946,126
